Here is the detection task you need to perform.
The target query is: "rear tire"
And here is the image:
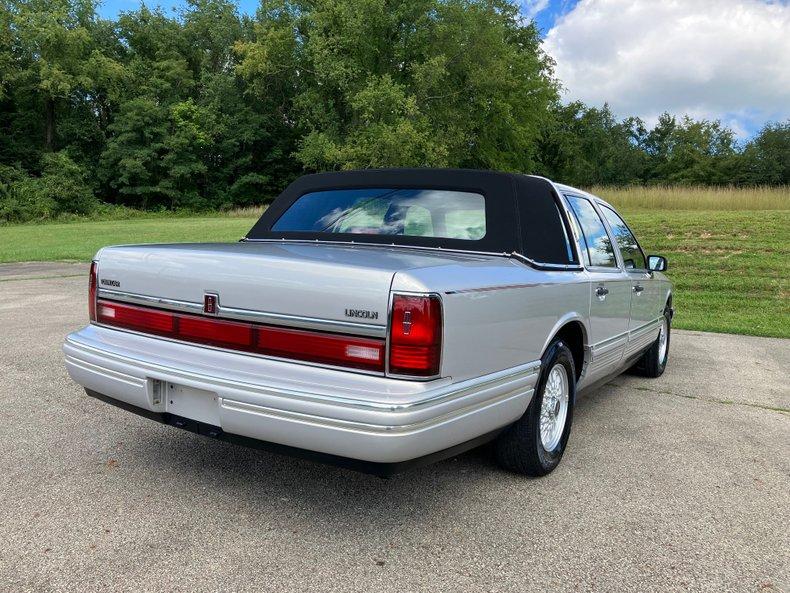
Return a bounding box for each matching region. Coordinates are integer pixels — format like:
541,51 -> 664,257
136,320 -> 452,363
637,308 -> 671,378
495,340 -> 576,476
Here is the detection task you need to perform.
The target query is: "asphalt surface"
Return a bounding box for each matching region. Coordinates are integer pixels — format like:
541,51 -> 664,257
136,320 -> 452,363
1,262 -> 788,593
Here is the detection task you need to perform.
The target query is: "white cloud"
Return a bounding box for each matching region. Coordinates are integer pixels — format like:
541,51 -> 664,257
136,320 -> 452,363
520,0 -> 550,19
543,0 -> 790,136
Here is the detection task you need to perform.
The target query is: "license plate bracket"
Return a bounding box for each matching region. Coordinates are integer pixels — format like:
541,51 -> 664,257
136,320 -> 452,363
165,382 -> 220,426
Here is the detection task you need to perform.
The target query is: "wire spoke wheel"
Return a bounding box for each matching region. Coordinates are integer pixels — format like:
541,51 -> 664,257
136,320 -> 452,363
539,363 -> 569,451
658,317 -> 669,364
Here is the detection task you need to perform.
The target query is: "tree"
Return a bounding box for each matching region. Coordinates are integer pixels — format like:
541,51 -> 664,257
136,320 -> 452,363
99,97 -> 170,209
237,0 -> 559,171
12,0 -> 96,152
741,121 -> 790,185
182,0 -> 299,206
0,2 -> 14,101
537,102 -> 647,186
0,0 -> 787,223
644,114 -> 739,185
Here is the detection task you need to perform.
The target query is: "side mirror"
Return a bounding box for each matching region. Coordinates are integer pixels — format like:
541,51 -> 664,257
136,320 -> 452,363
648,255 -> 667,272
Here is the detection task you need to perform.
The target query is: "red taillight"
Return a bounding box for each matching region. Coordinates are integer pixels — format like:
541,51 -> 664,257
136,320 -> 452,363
88,261 -> 98,322
178,315 -> 253,349
94,299 -> 385,372
257,326 -> 384,371
98,301 -> 174,335
388,294 -> 442,377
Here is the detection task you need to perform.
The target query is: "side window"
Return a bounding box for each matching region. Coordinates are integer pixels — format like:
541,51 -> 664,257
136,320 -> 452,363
565,196 -> 617,268
600,205 -> 646,270
563,200 -> 587,262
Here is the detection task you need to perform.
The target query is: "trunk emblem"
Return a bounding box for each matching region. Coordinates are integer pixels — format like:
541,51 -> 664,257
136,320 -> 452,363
204,294 -> 218,315
344,308 -> 379,320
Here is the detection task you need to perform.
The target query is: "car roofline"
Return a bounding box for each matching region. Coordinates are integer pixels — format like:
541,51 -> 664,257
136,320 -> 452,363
550,182 -> 616,210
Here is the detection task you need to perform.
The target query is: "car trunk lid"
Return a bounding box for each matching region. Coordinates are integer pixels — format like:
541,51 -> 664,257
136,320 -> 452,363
94,241 -> 488,336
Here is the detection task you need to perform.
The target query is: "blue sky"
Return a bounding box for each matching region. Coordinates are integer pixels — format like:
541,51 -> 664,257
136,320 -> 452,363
95,0 -> 789,139
96,0 -> 577,30
521,0 -> 579,35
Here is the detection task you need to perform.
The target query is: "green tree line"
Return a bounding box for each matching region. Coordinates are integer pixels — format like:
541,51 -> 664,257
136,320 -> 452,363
1,0 -> 788,222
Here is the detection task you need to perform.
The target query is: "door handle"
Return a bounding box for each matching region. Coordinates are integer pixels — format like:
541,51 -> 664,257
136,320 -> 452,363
595,286 -> 609,300
633,284 -> 644,294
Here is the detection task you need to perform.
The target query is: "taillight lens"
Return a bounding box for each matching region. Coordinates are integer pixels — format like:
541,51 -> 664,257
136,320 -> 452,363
94,299 -> 385,372
388,294 -> 442,377
98,300 -> 174,335
88,261 -> 98,322
257,326 -> 384,371
178,315 -> 253,349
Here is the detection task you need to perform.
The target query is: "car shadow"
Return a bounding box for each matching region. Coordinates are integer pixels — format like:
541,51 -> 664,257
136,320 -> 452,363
121,422 -> 503,528
114,378 -> 623,532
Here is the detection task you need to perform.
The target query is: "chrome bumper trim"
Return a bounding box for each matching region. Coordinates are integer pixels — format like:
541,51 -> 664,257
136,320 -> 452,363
221,385 -> 529,434
64,335 -> 540,414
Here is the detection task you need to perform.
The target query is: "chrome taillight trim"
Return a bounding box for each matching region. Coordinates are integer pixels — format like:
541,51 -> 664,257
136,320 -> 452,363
89,323 -> 389,377
96,288 -> 386,338
89,260 -> 98,323
385,290 -> 444,381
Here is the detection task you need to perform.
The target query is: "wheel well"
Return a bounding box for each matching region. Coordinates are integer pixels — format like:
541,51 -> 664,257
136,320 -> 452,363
553,321 -> 585,381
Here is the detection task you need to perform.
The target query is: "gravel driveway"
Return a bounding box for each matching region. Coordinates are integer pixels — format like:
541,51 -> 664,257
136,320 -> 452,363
1,262 -> 788,593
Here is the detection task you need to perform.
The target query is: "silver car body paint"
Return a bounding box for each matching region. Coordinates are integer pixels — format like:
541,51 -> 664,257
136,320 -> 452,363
63,181 -> 672,465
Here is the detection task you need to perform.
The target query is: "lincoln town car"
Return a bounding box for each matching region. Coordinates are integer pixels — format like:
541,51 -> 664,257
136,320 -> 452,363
63,169 -> 672,476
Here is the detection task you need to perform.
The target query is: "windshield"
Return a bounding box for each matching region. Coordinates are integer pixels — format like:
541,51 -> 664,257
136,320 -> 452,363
271,188 -> 486,240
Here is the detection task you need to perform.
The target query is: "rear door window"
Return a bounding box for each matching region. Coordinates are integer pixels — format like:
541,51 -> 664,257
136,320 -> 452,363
565,195 -> 617,268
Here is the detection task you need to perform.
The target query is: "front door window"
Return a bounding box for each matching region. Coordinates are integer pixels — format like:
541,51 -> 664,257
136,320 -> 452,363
599,205 -> 646,270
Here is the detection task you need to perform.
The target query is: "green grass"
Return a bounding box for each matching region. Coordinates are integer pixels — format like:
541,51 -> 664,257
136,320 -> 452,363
0,207 -> 787,339
623,209 -> 789,338
0,216 -> 257,263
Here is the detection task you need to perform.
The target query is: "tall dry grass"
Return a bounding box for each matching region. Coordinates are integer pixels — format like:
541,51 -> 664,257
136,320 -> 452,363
588,185 -> 790,211
222,205 -> 268,217
221,186 -> 789,217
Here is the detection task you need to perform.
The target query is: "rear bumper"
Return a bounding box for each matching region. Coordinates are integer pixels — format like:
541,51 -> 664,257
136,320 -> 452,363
63,325 -> 539,471
83,389 -> 505,476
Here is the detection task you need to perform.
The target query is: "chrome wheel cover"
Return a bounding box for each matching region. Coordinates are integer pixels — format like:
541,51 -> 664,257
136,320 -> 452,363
658,317 -> 669,364
539,364 -> 569,451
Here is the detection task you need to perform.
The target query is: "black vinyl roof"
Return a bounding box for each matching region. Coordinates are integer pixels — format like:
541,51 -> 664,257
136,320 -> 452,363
245,168 -> 577,265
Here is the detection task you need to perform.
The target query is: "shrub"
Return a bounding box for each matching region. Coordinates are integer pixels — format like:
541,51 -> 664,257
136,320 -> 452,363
0,152 -> 97,223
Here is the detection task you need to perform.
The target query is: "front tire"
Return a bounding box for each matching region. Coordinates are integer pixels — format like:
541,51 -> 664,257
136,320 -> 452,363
495,340 -> 576,476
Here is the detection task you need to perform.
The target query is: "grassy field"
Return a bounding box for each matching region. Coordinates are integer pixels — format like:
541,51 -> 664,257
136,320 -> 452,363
624,210 -> 788,338
592,185 -> 790,210
0,217 -> 256,263
1,188 -> 788,338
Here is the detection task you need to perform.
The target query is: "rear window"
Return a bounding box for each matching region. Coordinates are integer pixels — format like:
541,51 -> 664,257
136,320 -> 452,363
271,188 -> 486,240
